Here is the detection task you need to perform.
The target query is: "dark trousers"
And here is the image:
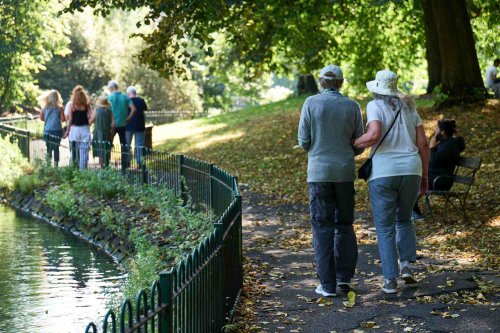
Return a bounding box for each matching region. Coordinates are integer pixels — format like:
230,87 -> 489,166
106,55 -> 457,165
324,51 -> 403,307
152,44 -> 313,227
113,126 -> 129,170
44,130 -> 62,164
308,182 -> 358,293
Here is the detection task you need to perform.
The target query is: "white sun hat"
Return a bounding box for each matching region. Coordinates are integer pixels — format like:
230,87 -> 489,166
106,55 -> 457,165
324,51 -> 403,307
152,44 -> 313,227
319,65 -> 343,80
366,70 -> 401,96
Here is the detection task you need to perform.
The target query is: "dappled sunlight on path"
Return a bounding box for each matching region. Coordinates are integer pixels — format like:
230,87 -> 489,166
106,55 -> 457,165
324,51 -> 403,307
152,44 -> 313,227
231,188 -> 499,333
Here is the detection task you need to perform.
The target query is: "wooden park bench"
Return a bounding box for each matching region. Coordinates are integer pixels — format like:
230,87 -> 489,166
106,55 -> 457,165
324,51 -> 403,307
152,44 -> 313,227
424,156 -> 482,222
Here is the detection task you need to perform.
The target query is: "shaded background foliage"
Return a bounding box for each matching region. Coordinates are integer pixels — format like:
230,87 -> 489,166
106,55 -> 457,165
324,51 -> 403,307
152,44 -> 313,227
0,0 -> 69,112
0,0 -> 499,114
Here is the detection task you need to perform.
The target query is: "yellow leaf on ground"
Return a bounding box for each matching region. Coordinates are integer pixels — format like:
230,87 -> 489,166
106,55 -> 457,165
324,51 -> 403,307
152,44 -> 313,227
348,291 -> 356,305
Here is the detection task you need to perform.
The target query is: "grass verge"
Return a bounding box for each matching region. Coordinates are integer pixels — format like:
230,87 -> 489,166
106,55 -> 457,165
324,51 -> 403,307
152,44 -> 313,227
154,96 -> 499,269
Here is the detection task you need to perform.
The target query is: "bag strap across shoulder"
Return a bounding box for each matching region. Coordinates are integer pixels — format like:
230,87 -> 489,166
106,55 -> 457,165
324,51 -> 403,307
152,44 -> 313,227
370,102 -> 403,157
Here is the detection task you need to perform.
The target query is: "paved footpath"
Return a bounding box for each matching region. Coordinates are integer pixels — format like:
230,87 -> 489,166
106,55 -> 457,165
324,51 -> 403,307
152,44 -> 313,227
240,186 -> 499,333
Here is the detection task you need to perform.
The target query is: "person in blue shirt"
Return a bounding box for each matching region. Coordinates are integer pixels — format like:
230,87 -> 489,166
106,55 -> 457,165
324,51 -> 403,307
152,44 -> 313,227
126,86 -> 148,166
40,90 -> 65,167
107,80 -> 136,170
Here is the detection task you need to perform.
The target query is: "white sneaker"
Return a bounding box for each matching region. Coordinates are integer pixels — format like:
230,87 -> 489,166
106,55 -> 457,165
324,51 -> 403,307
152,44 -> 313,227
381,279 -> 397,294
315,284 -> 336,297
401,266 -> 418,284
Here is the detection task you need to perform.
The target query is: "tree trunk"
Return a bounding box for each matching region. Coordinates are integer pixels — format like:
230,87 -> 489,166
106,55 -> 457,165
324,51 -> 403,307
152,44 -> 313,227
0,66 -> 13,112
422,0 -> 441,94
429,0 -> 485,100
297,74 -> 318,95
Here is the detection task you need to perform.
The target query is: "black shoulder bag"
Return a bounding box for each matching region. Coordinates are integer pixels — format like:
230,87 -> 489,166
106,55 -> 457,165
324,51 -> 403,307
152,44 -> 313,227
357,104 -> 402,181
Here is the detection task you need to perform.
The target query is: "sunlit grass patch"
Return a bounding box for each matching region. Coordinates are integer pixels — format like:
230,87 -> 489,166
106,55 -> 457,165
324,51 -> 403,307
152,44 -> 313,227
152,96 -> 500,269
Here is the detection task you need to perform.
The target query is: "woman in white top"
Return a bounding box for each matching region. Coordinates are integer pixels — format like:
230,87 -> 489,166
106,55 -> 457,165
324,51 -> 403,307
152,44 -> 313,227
354,70 -> 429,294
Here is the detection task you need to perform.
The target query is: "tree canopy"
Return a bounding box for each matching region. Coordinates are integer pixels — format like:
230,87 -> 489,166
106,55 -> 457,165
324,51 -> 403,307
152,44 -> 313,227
66,0 -> 498,99
0,0 -> 69,112
1,0 -> 498,113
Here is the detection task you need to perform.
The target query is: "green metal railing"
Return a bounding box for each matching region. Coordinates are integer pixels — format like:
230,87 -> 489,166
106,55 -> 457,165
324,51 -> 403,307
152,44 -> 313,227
1,118 -> 243,333
0,122 -> 32,161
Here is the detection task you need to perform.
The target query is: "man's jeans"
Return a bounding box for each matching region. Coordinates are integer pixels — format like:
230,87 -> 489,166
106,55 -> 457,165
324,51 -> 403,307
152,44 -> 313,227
308,182 -> 358,293
369,175 -> 420,280
126,130 -> 145,165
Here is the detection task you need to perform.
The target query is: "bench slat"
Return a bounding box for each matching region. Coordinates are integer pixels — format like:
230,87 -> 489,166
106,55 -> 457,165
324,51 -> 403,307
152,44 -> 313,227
458,156 -> 481,170
453,175 -> 474,185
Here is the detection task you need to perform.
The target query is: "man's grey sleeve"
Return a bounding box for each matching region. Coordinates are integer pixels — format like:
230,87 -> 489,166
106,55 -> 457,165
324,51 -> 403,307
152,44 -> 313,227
353,106 -> 365,156
297,101 -> 311,151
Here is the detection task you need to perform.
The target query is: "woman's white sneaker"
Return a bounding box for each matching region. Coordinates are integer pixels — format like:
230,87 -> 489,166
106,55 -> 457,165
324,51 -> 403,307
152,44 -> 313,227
401,266 -> 418,284
382,279 -> 397,294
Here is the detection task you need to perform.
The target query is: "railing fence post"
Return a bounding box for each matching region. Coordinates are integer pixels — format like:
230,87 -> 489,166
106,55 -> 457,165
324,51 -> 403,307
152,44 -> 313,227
209,164 -> 214,211
71,140 -> 77,168
26,131 -> 31,162
214,223 -> 224,329
141,147 -> 148,185
160,270 -> 173,333
178,154 -> 187,205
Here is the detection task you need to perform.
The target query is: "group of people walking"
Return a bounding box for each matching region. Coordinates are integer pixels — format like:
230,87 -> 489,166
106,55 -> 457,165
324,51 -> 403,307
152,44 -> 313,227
298,66 -> 465,295
39,81 -> 148,169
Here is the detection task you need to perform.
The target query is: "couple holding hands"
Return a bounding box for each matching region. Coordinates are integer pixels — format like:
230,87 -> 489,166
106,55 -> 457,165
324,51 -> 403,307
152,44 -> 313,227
298,65 -> 464,295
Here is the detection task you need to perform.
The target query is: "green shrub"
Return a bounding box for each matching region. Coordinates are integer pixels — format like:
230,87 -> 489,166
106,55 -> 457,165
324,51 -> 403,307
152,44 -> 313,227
74,168 -> 130,199
14,174 -> 40,194
0,135 -> 31,190
123,236 -> 163,299
43,185 -> 78,218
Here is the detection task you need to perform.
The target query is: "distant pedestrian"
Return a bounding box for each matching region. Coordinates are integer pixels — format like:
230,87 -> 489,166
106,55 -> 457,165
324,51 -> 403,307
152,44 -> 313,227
107,80 -> 136,169
353,69 -> 429,294
126,86 -> 148,166
485,58 -> 500,98
92,96 -> 115,168
39,90 -> 65,167
64,85 -> 85,164
64,86 -> 95,170
298,65 -> 365,297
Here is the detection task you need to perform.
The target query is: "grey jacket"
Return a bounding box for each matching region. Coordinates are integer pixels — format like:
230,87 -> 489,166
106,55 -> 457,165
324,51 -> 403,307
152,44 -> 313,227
298,91 -> 364,182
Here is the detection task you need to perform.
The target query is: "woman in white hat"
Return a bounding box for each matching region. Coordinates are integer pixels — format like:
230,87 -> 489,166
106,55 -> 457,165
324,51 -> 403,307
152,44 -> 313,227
353,70 -> 429,294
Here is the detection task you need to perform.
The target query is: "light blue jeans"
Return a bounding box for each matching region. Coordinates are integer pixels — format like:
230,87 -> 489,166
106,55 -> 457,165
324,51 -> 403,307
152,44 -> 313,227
369,175 -> 420,280
126,131 -> 145,165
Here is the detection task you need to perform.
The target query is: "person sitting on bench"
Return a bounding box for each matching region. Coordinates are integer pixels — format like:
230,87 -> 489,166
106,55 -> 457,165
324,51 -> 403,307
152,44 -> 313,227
485,58 -> 500,98
412,119 -> 465,220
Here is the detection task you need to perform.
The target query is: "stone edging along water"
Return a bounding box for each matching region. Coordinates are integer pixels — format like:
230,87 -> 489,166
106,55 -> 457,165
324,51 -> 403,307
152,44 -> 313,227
0,189 -> 130,266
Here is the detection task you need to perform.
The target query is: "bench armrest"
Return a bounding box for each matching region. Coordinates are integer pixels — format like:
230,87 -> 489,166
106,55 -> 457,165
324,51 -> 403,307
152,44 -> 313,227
432,175 -> 454,189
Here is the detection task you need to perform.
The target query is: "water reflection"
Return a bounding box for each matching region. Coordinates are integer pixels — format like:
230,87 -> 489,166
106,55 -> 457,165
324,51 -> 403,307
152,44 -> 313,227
0,204 -> 125,332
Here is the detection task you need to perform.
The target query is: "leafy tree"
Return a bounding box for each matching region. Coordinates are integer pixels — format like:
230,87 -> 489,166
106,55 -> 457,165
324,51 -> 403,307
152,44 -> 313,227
37,18 -> 112,101
123,62 -> 203,115
67,0 -> 496,101
0,0 -> 69,112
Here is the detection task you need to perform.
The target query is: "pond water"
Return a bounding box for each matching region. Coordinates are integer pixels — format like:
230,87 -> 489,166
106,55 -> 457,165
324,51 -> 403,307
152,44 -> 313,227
0,204 -> 125,333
